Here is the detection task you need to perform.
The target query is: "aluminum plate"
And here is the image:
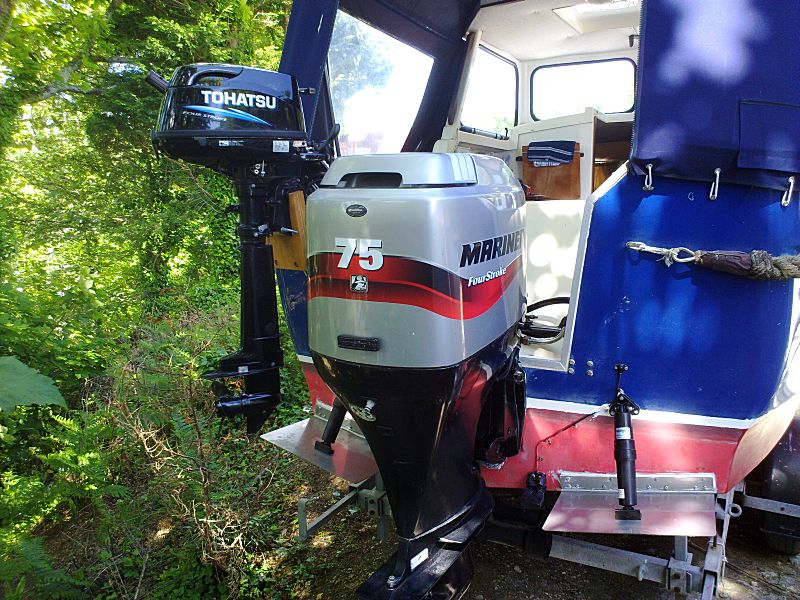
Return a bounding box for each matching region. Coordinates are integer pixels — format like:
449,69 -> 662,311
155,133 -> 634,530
262,417 -> 378,483
543,490 -> 718,536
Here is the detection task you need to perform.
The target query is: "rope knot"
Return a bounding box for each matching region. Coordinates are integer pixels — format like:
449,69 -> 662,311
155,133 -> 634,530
626,241 -> 697,266
750,250 -> 799,280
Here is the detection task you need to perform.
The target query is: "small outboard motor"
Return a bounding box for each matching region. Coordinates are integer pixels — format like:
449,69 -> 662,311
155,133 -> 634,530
307,153 -> 528,599
147,63 -> 327,433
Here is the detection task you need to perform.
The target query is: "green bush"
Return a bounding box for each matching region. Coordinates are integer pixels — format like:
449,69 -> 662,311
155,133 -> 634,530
0,1 -> 337,596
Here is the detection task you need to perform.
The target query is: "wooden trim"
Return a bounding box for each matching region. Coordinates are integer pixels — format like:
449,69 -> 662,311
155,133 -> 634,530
269,190 -> 308,271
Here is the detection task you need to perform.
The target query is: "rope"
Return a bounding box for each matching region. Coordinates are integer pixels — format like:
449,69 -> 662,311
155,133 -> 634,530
749,250 -> 800,280
625,241 -> 698,266
627,241 -> 800,280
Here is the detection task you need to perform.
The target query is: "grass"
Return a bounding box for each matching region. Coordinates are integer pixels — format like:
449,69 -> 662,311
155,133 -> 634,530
5,296 -> 393,600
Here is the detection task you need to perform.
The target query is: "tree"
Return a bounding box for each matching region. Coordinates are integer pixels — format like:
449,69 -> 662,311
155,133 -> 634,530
0,0 -> 293,387
0,3 -> 302,597
327,9 -> 393,113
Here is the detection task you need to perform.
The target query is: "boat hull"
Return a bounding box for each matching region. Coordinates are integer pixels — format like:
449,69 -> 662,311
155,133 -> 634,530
297,358 -> 799,493
483,396 -> 800,493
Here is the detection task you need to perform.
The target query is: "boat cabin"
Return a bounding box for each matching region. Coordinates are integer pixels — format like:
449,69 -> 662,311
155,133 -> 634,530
286,0 -> 642,369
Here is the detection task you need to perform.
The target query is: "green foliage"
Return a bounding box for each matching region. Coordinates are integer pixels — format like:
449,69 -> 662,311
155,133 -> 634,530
152,543 -> 227,599
0,277 -> 109,392
0,0 -> 290,157
0,1 -> 342,598
0,356 -> 66,413
0,0 -> 111,157
0,404 -> 123,597
98,305 -> 312,598
0,301 -> 319,597
0,536 -> 87,600
0,0 -> 292,389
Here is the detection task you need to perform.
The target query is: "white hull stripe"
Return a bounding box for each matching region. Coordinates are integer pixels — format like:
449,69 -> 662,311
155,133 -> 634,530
299,356 -> 778,430
525,397 -> 762,430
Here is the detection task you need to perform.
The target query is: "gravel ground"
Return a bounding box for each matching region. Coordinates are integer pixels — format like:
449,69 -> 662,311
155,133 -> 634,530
462,508 -> 799,600
307,500 -> 798,599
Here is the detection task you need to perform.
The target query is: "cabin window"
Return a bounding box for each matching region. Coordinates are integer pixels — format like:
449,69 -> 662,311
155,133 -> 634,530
530,58 -> 635,120
460,47 -> 518,136
327,10 -> 434,155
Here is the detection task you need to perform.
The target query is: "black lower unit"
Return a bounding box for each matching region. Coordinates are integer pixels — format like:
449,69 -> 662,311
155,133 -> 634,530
311,328 -> 525,599
204,173 -> 293,434
358,487 -> 493,600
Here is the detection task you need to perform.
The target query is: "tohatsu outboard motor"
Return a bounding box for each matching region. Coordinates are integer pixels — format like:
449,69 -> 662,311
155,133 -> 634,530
307,153 -> 528,599
146,63 -> 327,433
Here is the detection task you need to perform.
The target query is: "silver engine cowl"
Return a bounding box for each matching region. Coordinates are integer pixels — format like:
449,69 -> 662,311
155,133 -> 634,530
307,152 -> 527,369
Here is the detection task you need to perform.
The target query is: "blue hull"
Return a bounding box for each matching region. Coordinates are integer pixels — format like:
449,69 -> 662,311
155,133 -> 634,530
526,173 -> 797,421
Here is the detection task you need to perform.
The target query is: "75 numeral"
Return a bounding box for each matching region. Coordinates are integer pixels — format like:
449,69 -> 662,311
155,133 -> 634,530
335,238 -> 384,271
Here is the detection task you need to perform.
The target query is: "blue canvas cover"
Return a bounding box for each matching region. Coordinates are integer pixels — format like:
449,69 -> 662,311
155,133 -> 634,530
631,0 -> 800,191
527,141 -> 577,166
279,0 -> 339,143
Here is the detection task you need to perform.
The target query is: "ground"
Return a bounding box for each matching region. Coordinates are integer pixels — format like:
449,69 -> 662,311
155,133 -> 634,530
464,522 -> 799,600
299,467 -> 799,600
42,443 -> 796,598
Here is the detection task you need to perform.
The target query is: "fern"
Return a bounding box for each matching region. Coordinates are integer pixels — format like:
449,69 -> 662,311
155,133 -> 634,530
50,413 -> 80,432
0,472 -> 59,540
0,536 -> 86,599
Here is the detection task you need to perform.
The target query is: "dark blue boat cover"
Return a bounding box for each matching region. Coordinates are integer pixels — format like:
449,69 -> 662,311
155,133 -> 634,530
280,0 -> 339,143
631,0 -> 800,191
527,141 -> 577,167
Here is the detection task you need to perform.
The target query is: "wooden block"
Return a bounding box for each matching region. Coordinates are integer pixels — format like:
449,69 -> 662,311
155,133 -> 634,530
521,143 -> 581,200
593,162 -> 619,191
594,140 -> 631,162
269,190 -> 308,271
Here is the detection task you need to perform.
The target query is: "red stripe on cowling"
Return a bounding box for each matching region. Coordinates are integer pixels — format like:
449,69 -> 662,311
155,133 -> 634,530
309,253 -> 463,299
308,254 -> 522,320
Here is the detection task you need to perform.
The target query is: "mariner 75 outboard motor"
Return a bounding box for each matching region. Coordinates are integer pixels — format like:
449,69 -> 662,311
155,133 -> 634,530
146,64 -> 327,433
307,153 -> 528,599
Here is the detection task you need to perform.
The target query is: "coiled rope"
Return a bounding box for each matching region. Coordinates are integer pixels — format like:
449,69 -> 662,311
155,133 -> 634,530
627,241 -> 800,280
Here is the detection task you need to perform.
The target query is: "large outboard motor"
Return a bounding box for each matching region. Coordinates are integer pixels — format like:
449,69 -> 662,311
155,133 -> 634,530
307,153 -> 527,599
147,63 -> 327,433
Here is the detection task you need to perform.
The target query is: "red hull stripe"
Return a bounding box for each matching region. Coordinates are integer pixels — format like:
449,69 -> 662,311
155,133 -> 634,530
308,253 -> 522,320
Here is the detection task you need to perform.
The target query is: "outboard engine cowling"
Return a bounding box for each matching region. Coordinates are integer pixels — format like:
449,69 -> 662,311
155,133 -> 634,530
307,153 -> 527,599
152,63 -> 308,170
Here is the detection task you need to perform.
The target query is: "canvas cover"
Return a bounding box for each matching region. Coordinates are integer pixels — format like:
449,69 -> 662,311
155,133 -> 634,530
631,0 -> 800,191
